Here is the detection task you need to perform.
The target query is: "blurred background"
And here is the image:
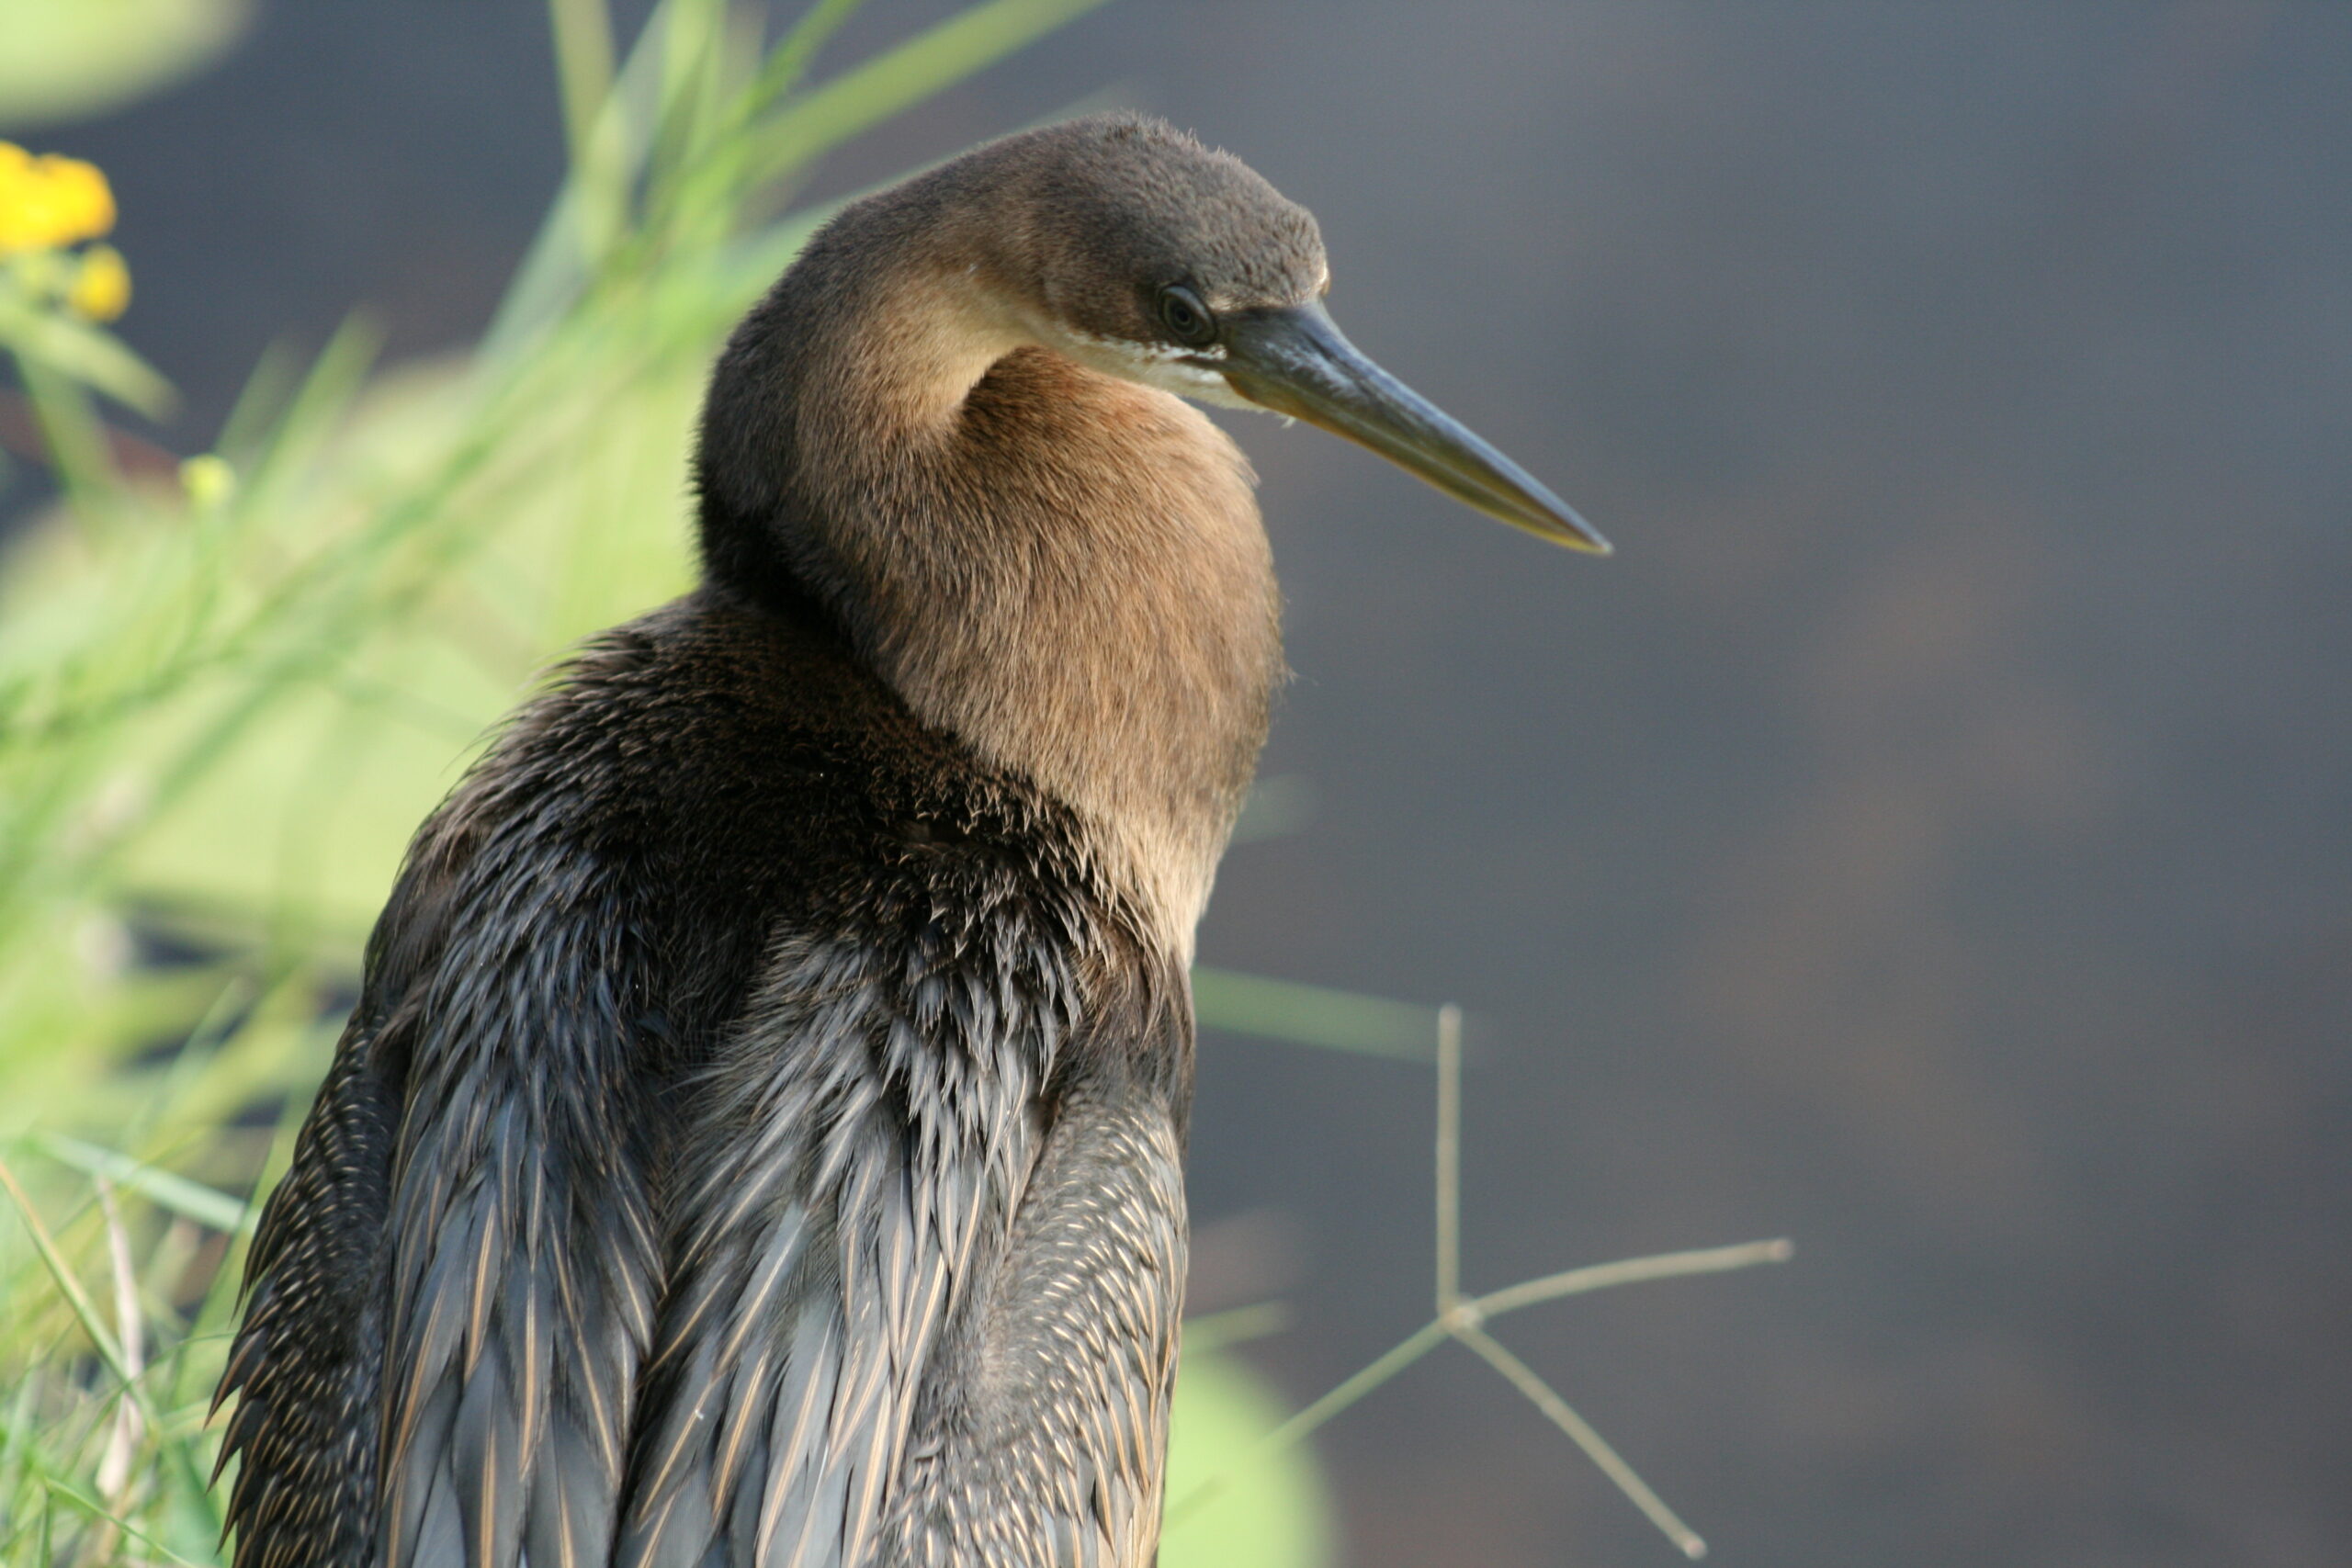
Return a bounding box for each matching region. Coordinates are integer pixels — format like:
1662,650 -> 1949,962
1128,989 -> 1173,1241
2,2 -> 2347,1565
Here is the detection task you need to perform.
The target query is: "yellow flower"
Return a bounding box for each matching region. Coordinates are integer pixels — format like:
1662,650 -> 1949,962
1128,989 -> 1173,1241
67,243 -> 131,321
180,455 -> 236,511
0,141 -> 118,255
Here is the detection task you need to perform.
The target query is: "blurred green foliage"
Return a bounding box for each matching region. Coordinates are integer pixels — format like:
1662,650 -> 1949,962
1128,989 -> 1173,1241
0,0 -> 253,130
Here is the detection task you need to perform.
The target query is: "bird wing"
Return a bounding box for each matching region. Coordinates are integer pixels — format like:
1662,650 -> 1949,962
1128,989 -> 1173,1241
883,1074 -> 1188,1568
216,1013 -> 402,1568
220,805 -> 666,1568
615,930 -> 1053,1568
371,851 -> 666,1568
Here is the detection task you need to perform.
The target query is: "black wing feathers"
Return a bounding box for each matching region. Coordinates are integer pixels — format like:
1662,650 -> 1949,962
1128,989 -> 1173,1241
216,1021 -> 401,1568
614,918 -> 1062,1568
374,802 -> 664,1568
222,643 -> 673,1568
219,598 -> 1191,1568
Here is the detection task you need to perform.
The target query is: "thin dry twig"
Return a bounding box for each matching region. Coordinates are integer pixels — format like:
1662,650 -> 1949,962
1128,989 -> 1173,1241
1434,1003 -> 1462,1313
1453,1323 -> 1704,1559
87,1178 -> 147,1562
1166,1005 -> 1793,1557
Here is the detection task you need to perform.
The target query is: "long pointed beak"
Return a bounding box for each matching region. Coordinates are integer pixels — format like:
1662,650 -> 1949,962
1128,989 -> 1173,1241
1216,302 -> 1610,554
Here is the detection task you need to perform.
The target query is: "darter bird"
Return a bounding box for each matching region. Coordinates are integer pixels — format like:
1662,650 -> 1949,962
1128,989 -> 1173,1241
215,113 -> 1608,1568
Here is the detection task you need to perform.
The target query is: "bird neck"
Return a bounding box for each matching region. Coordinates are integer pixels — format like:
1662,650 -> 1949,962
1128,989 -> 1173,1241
696,244 -> 1283,956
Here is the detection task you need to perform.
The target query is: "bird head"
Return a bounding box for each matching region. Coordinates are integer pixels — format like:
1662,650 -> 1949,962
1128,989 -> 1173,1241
965,114 -> 1609,555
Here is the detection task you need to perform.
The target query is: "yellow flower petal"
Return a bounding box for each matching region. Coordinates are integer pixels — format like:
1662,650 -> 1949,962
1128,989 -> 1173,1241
0,147 -> 117,254
67,243 -> 131,322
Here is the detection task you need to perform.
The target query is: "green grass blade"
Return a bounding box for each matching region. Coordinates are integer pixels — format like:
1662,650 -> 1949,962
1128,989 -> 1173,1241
1191,967 -> 1442,1059
0,1156 -> 149,1414
743,0 -> 1115,188
548,0 -> 617,166
0,304 -> 175,420
742,0 -> 865,115
29,1136 -> 254,1237
40,1475 -> 213,1568
479,5 -> 674,362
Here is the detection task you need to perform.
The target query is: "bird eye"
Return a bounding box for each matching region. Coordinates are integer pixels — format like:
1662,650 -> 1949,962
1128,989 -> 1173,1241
1157,285 -> 1216,347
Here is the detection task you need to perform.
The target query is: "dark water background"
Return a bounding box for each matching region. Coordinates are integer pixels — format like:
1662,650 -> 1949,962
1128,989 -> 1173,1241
25,3 -> 2352,1563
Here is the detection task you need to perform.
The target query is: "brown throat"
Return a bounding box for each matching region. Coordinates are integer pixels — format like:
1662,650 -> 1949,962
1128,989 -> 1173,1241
765,262 -> 1284,955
